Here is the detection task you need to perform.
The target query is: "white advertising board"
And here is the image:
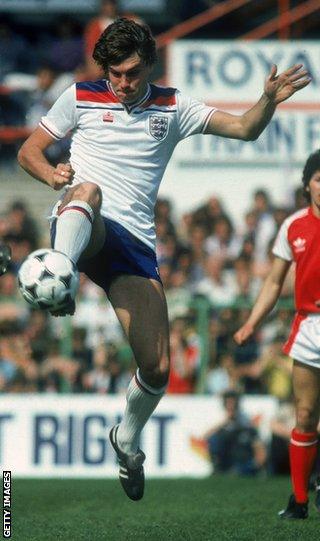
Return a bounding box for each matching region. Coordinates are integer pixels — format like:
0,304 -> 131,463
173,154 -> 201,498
168,40 -> 320,105
0,395 -> 277,478
161,41 -> 320,221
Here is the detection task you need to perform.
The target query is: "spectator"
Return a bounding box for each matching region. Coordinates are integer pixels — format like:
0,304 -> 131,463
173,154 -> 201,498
195,255 -> 238,307
0,328 -> 18,390
204,390 -> 267,475
165,268 -> 192,321
233,256 -> 254,301
158,259 -> 172,290
0,326 -> 38,392
191,196 -> 226,236
84,0 -> 142,79
257,336 -> 293,400
251,189 -> 276,264
187,224 -> 207,284
24,310 -> 53,364
5,200 -> 40,249
40,339 -> 81,393
167,318 -> 199,393
205,353 -> 239,394
3,234 -> 32,274
0,270 -> 27,323
82,342 -> 129,394
82,343 -> 113,393
154,198 -> 175,235
239,210 -> 257,258
205,215 -> 241,266
72,276 -> 123,348
233,309 -> 262,394
71,327 -> 92,368
47,18 -> 84,73
269,400 -> 295,475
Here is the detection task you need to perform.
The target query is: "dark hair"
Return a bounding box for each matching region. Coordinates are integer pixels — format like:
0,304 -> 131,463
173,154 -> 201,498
302,150 -> 320,202
93,18 -> 157,72
222,390 -> 240,408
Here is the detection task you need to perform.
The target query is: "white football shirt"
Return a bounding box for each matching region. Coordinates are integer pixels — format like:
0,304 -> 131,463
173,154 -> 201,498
40,80 -> 216,250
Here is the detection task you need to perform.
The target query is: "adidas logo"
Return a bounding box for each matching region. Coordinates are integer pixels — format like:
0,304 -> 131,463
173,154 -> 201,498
293,237 -> 306,252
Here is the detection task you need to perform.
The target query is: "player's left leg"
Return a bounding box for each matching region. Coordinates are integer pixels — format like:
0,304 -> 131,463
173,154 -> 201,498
108,274 -> 170,500
279,360 -> 320,519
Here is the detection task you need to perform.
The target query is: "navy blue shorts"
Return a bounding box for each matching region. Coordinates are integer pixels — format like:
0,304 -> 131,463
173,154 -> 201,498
50,216 -> 161,294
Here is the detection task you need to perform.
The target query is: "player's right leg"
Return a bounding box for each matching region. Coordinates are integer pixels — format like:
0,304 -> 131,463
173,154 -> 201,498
50,181 -> 105,315
279,360 -> 320,519
53,181 -> 105,263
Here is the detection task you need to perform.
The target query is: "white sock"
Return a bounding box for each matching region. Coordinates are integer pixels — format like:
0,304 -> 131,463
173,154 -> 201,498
54,200 -> 94,263
117,369 -> 167,455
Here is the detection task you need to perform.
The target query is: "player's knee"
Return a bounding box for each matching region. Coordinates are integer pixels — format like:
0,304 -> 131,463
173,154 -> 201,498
72,182 -> 102,213
140,359 -> 170,389
296,406 -> 318,431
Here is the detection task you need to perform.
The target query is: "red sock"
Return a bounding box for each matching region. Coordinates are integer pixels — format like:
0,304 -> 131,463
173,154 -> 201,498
289,428 -> 318,503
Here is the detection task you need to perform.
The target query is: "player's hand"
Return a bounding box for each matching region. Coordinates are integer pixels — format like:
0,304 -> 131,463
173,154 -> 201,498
50,163 -> 75,191
233,323 -> 255,345
264,64 -> 311,105
315,300 -> 320,308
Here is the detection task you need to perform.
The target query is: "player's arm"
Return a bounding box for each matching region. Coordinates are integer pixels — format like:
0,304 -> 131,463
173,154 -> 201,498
205,64 -> 310,140
234,256 -> 291,345
18,127 -> 74,191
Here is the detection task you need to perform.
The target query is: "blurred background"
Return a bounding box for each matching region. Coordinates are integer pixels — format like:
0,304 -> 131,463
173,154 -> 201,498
0,0 -> 319,479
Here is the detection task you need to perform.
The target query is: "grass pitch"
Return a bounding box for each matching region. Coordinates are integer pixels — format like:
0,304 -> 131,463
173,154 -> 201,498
12,476 -> 320,540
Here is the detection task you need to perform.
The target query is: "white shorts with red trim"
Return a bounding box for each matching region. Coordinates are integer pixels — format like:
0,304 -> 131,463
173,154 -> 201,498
283,312 -> 320,368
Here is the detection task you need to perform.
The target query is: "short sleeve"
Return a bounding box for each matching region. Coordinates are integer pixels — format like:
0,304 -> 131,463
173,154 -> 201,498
272,219 -> 293,261
39,84 -> 77,140
176,91 -> 216,140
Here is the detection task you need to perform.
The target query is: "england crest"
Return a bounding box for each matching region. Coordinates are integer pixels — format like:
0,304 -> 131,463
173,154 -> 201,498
149,115 -> 168,141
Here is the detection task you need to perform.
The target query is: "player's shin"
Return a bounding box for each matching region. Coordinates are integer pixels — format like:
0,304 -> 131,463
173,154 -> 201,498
289,428 -> 318,503
117,369 -> 167,455
54,200 -> 94,263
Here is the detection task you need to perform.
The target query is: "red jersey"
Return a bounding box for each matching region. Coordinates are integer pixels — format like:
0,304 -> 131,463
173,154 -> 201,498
272,207 -> 320,313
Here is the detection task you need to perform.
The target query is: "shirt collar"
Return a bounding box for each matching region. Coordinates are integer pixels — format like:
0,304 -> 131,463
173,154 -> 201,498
107,81 -> 151,111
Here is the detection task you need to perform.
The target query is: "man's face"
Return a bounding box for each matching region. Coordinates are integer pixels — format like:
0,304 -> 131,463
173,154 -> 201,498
108,53 -> 152,104
308,170 -> 320,208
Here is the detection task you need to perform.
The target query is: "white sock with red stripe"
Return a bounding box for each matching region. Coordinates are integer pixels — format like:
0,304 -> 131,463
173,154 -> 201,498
117,369 -> 167,455
54,200 -> 94,263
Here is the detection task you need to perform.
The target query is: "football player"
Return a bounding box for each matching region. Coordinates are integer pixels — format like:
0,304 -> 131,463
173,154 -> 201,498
18,18 -> 310,501
234,150 -> 320,519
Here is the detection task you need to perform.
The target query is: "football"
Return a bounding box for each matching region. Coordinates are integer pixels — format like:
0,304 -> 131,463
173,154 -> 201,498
18,249 -> 79,311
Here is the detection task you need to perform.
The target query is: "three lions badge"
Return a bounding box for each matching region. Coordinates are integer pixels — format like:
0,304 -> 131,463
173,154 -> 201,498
149,115 -> 168,140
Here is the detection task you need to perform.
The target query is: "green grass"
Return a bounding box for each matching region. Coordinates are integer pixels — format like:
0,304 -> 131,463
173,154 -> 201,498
11,476 -> 320,541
